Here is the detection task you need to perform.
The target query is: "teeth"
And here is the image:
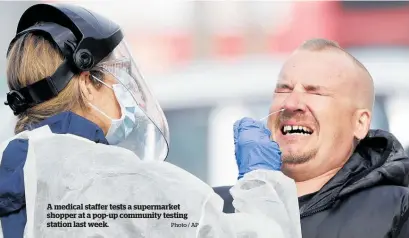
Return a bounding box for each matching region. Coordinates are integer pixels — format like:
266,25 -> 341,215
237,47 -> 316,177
282,125 -> 313,134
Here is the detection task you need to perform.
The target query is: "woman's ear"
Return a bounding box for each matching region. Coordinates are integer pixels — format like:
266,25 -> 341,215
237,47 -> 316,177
354,109 -> 371,140
78,72 -> 95,102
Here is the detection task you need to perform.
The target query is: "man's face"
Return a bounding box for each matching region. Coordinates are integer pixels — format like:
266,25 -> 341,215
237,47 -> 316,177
268,50 -> 359,177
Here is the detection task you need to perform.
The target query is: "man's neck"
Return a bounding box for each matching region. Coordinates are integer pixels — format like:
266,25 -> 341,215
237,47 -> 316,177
296,167 -> 342,197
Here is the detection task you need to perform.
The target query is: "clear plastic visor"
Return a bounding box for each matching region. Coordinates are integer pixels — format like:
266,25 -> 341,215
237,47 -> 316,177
93,40 -> 169,161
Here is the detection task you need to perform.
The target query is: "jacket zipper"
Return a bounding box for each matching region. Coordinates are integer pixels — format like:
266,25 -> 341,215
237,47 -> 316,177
301,203 -> 332,218
301,200 -> 336,218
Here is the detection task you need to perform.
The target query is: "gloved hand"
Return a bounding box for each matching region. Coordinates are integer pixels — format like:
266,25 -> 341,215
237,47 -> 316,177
234,117 -> 282,180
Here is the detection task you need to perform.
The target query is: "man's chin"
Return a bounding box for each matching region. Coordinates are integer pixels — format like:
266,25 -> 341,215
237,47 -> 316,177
281,150 -> 316,165
282,156 -> 311,165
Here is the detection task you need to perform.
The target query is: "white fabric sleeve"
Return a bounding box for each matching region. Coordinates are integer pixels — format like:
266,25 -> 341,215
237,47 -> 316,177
231,169 -> 302,238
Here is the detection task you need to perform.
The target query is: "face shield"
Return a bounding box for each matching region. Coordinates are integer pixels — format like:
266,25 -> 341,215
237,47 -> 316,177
92,40 -> 169,161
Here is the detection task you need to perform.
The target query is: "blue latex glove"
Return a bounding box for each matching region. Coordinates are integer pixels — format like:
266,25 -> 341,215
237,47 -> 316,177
234,117 -> 282,180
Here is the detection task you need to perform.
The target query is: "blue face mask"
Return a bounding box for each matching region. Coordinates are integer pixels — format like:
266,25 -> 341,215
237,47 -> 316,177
105,84 -> 139,145
89,79 -> 140,145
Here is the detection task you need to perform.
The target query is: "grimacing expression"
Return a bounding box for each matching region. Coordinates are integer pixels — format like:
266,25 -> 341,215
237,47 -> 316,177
268,50 -> 361,167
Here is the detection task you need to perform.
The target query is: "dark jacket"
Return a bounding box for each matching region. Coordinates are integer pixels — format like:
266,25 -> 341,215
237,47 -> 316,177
214,130 -> 409,238
0,112 -> 108,238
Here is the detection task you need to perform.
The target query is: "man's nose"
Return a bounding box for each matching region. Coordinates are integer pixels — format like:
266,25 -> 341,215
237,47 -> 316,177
281,91 -> 306,112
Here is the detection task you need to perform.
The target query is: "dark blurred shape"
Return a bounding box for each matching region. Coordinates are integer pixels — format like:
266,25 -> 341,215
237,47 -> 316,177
270,1 -> 409,53
341,1 -> 409,10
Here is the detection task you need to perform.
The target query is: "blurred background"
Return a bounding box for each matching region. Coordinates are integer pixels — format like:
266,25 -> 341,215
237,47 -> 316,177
1,1 -> 409,187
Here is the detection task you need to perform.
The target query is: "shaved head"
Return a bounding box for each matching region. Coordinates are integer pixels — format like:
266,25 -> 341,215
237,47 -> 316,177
269,38 -> 375,181
297,38 -> 374,112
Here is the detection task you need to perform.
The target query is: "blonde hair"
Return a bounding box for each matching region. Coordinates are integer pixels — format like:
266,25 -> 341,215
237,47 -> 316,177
299,38 -> 341,50
298,38 -> 370,77
7,33 -> 102,133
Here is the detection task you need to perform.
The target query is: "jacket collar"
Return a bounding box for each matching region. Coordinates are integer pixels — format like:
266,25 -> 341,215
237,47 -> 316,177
32,111 -> 108,144
300,129 -> 409,216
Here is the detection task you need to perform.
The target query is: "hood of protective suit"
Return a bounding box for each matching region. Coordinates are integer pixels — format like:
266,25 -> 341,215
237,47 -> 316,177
300,129 -> 409,215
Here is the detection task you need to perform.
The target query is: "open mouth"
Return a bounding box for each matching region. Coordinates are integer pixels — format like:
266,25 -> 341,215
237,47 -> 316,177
281,125 -> 313,135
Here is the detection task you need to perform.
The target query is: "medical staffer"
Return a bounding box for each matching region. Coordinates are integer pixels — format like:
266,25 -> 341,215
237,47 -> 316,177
0,3 -> 170,237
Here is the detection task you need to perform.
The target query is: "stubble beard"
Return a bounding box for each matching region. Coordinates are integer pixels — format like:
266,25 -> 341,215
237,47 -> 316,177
281,149 -> 318,165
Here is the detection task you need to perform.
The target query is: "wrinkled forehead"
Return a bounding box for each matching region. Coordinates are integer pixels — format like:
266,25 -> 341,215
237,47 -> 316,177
278,50 -> 357,91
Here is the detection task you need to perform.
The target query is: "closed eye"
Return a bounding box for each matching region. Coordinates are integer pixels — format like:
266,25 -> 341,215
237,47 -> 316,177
275,84 -> 292,93
274,83 -> 331,96
304,85 -> 329,96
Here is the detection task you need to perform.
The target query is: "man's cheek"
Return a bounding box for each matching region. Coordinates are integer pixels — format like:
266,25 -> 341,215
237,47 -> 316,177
267,116 -> 280,140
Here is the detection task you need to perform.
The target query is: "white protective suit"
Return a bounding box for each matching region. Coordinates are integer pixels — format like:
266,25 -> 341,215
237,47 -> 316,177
0,125 -> 302,238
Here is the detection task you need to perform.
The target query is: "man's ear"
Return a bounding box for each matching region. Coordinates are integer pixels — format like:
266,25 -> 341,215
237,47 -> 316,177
354,109 -> 371,140
78,72 -> 94,101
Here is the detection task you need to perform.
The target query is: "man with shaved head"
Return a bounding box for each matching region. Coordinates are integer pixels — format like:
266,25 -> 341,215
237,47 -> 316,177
214,38 -> 409,237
